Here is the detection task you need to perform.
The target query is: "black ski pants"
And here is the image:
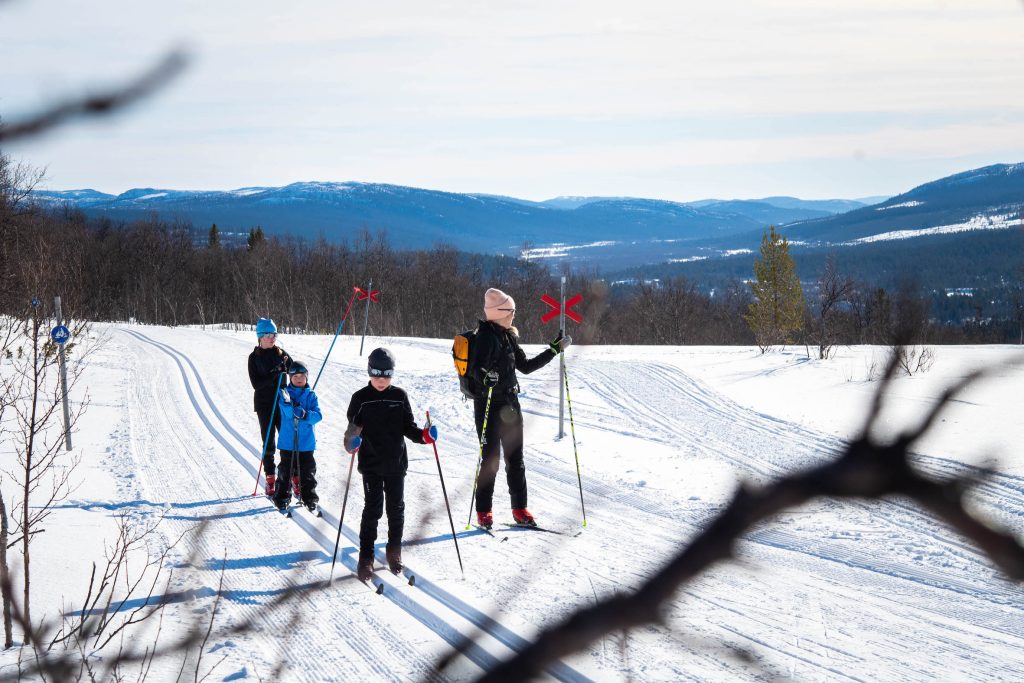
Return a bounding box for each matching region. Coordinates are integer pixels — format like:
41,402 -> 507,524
256,403 -> 281,477
359,472 -> 405,557
274,449 -> 318,506
474,395 -> 527,512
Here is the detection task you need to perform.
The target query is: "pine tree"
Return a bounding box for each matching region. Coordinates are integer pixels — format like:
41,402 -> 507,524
744,225 -> 805,352
247,225 -> 265,251
208,223 -> 220,248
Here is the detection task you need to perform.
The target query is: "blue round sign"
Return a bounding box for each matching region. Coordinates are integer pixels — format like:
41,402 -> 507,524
50,325 -> 70,345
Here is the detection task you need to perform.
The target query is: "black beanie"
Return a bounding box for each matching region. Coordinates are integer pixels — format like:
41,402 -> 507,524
367,347 -> 395,375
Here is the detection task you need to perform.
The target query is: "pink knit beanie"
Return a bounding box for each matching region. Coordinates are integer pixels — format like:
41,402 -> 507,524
484,288 -> 516,323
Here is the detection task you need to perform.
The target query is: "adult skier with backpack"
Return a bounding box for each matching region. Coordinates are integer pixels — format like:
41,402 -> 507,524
467,288 -> 569,529
248,318 -> 293,496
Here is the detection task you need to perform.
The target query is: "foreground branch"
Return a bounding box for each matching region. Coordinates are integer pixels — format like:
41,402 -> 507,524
473,354 -> 1024,682
0,51 -> 187,143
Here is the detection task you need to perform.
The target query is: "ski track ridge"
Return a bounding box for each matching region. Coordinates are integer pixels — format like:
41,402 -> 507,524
120,328 -> 590,683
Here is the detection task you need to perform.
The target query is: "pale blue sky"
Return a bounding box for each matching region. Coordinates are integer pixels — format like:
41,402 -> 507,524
2,0 -> 1023,201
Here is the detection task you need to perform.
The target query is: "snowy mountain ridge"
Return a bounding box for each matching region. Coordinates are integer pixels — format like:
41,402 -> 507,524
30,161 -> 1024,271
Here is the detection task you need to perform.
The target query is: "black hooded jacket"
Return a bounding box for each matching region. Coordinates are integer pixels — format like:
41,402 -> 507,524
472,320 -> 556,400
248,345 -> 292,411
344,383 -> 426,475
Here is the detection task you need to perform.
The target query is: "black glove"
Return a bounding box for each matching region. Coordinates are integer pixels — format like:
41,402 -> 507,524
549,333 -> 572,354
482,370 -> 499,388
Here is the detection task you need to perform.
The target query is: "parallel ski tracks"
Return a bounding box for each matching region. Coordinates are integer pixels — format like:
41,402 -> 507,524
525,359 -> 1024,629
120,328 -> 589,682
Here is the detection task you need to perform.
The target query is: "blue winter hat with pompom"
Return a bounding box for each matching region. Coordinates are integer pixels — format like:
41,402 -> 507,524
255,318 -> 277,338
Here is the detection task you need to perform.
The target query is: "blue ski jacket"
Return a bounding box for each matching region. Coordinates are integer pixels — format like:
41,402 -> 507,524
277,385 -> 322,452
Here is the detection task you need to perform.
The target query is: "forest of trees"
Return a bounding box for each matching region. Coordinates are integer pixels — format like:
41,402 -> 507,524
1,153 -> 1021,347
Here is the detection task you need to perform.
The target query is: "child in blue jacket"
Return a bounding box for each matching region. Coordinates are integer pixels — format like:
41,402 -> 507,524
275,361 -> 323,512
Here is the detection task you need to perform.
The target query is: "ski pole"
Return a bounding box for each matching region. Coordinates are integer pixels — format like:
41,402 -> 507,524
465,385 -> 494,530
329,447 -> 358,582
426,410 -> 464,578
563,358 -> 587,527
358,278 -> 372,356
251,372 -> 285,496
312,287 -> 359,390
292,411 -> 302,504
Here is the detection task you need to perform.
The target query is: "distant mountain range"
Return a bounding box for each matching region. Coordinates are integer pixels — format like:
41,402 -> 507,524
32,162 -> 1024,274
32,183 -> 873,269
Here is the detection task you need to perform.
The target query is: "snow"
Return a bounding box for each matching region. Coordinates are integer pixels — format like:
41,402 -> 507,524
875,201 -> 924,210
3,327 -> 1023,681
133,192 -> 169,201
847,212 -> 1018,244
520,241 -> 618,259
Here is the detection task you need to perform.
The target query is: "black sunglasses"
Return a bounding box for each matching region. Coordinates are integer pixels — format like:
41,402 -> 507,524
369,368 -> 394,377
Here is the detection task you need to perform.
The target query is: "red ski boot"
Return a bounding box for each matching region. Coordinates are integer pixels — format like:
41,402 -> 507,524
512,508 -> 536,527
476,511 -> 493,529
264,474 -> 276,497
292,476 -> 301,497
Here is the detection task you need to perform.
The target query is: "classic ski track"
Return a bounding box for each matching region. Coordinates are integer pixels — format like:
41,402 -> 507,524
306,339 -> 1024,654
120,331 -> 445,681
564,359 -> 1024,582
515,358 -> 1024,645
120,328 -> 590,683
115,327 -> 1024,679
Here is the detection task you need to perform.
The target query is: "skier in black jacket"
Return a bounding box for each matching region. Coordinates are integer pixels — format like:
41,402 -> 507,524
471,288 -> 569,529
344,348 -> 437,582
247,318 -> 292,496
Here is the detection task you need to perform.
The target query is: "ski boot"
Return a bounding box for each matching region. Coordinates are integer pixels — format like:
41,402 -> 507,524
305,498 -> 321,516
264,473 -> 276,497
476,510 -> 493,529
512,508 -> 537,527
291,476 -> 301,497
386,544 -> 403,574
357,554 -> 374,582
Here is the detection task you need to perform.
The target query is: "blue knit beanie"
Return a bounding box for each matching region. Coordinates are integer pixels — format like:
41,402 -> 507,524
255,318 -> 277,338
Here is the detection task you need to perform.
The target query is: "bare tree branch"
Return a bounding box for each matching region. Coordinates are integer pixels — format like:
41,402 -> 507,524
472,356 -> 1024,682
0,50 -> 188,143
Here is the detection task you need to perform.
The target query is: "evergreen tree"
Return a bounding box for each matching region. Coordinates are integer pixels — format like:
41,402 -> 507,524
744,225 -> 805,352
208,223 -> 220,248
247,226 -> 265,251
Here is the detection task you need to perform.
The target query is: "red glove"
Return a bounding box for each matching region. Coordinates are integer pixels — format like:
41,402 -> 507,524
422,425 -> 438,444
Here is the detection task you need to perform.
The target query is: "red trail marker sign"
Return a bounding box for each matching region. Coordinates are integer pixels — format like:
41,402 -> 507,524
541,293 -> 582,324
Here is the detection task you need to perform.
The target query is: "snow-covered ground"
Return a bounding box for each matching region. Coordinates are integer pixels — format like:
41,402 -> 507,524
6,326 -> 1024,681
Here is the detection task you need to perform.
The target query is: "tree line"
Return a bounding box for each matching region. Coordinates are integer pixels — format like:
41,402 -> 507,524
3,155 -> 1021,347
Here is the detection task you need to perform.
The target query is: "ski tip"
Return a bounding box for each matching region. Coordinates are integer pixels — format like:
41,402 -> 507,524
375,583 -> 384,595
408,575 -> 416,586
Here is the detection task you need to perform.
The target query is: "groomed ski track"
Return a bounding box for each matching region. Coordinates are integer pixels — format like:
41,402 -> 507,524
103,325 -> 1024,681
119,328 -> 587,682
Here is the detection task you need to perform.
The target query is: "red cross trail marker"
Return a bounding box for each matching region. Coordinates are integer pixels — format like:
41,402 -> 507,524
541,293 -> 583,324
356,286 -> 379,302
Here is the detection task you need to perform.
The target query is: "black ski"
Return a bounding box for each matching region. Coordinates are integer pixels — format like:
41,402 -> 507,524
500,522 -> 565,535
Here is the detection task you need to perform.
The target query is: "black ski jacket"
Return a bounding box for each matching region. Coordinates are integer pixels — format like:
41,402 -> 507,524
248,345 -> 292,412
473,320 -> 556,400
344,383 -> 426,475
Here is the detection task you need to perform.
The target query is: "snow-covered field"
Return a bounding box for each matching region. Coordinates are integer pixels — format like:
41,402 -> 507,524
5,325 -> 1024,681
